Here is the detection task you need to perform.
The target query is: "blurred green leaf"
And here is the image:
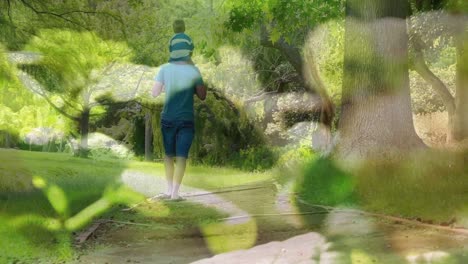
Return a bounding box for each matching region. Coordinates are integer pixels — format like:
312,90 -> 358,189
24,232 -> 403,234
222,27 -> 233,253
45,184 -> 69,218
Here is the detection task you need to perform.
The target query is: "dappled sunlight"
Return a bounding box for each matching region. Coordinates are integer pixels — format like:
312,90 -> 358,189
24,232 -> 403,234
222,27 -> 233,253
200,219 -> 258,254
390,228 -> 467,262
135,201 -> 171,219
275,191 -> 304,228
406,251 -> 454,264
324,210 -> 377,237
195,46 -> 262,102
79,132 -> 135,160
350,249 -> 379,264
120,169 -> 173,197
194,232 -> 347,264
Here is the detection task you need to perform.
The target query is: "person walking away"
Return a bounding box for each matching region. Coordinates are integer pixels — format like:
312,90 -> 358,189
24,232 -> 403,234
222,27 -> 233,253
151,20 -> 206,200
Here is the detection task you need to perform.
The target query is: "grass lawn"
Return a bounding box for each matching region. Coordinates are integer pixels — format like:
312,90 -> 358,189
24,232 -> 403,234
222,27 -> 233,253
0,149 -> 273,263
294,152 -> 468,225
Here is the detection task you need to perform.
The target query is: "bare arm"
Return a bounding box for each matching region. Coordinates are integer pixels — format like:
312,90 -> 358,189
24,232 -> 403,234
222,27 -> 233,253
152,81 -> 164,97
195,84 -> 206,101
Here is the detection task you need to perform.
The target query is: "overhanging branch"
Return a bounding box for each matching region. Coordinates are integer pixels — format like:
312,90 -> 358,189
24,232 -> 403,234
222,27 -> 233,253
18,71 -> 80,121
18,0 -> 128,39
19,0 -> 89,30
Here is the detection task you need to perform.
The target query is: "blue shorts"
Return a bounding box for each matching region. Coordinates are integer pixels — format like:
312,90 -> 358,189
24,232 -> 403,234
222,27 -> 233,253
161,119 -> 195,158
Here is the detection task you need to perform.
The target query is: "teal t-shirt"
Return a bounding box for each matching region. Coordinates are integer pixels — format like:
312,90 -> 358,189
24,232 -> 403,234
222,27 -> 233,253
155,63 -> 204,121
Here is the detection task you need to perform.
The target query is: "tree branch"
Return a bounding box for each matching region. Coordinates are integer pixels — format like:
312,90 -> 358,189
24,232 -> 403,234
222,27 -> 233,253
18,0 -> 127,38
35,91 -> 80,121
19,0 -> 89,29
132,67 -> 148,98
260,24 -> 304,76
18,71 -> 80,121
59,94 -> 82,112
244,91 -> 278,104
411,34 -> 456,114
6,0 -> 13,23
207,87 -> 239,116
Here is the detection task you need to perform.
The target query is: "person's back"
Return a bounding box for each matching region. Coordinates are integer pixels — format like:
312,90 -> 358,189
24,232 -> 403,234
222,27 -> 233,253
156,63 -> 203,121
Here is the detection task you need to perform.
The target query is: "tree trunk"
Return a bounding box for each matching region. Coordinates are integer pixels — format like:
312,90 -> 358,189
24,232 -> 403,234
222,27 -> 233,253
144,111 -> 153,161
5,132 -> 11,148
79,109 -> 90,157
452,26 -> 468,142
412,45 -> 457,143
263,95 -> 278,130
336,0 -> 425,160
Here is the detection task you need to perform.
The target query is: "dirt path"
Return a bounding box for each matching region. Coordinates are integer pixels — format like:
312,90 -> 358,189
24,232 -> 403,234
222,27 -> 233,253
120,170 -> 254,224
75,171 -> 468,264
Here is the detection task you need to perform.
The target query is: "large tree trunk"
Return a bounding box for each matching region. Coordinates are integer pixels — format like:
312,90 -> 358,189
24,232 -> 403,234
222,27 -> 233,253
453,25 -> 468,142
79,109 -> 90,157
144,111 -> 153,161
336,0 -> 424,160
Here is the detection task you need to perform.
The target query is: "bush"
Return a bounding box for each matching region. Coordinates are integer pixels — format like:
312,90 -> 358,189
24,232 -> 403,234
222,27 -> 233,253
151,88 -> 269,170
231,146 -> 278,171
294,157 -> 356,207
85,133 -> 135,160
277,144 -> 316,169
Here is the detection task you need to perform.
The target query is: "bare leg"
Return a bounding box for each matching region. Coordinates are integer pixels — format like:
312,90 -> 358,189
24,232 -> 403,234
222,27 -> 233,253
164,156 -> 174,196
171,157 -> 187,199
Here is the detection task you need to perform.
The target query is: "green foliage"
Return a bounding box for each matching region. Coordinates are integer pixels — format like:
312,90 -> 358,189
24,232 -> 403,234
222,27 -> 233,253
25,29 -> 132,96
18,29 -> 134,155
306,20 -> 345,105
191,95 -> 269,169
0,45 -> 13,84
1,44 -> 69,149
295,157 -> 356,206
0,149 -> 141,262
277,144 -> 316,169
226,0 -> 345,42
197,47 -> 263,99
225,1 -> 262,32
150,88 -> 272,171
231,145 -> 278,171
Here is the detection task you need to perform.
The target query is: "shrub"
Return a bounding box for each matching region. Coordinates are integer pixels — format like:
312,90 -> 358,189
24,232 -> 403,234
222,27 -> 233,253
294,157 -> 356,207
277,144 -> 316,169
85,133 -> 135,160
231,146 -> 278,171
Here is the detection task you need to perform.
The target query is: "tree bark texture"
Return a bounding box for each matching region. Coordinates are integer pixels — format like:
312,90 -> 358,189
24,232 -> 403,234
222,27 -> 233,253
79,108 -> 90,157
144,111 -> 153,161
453,21 -> 468,142
337,0 -> 425,160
